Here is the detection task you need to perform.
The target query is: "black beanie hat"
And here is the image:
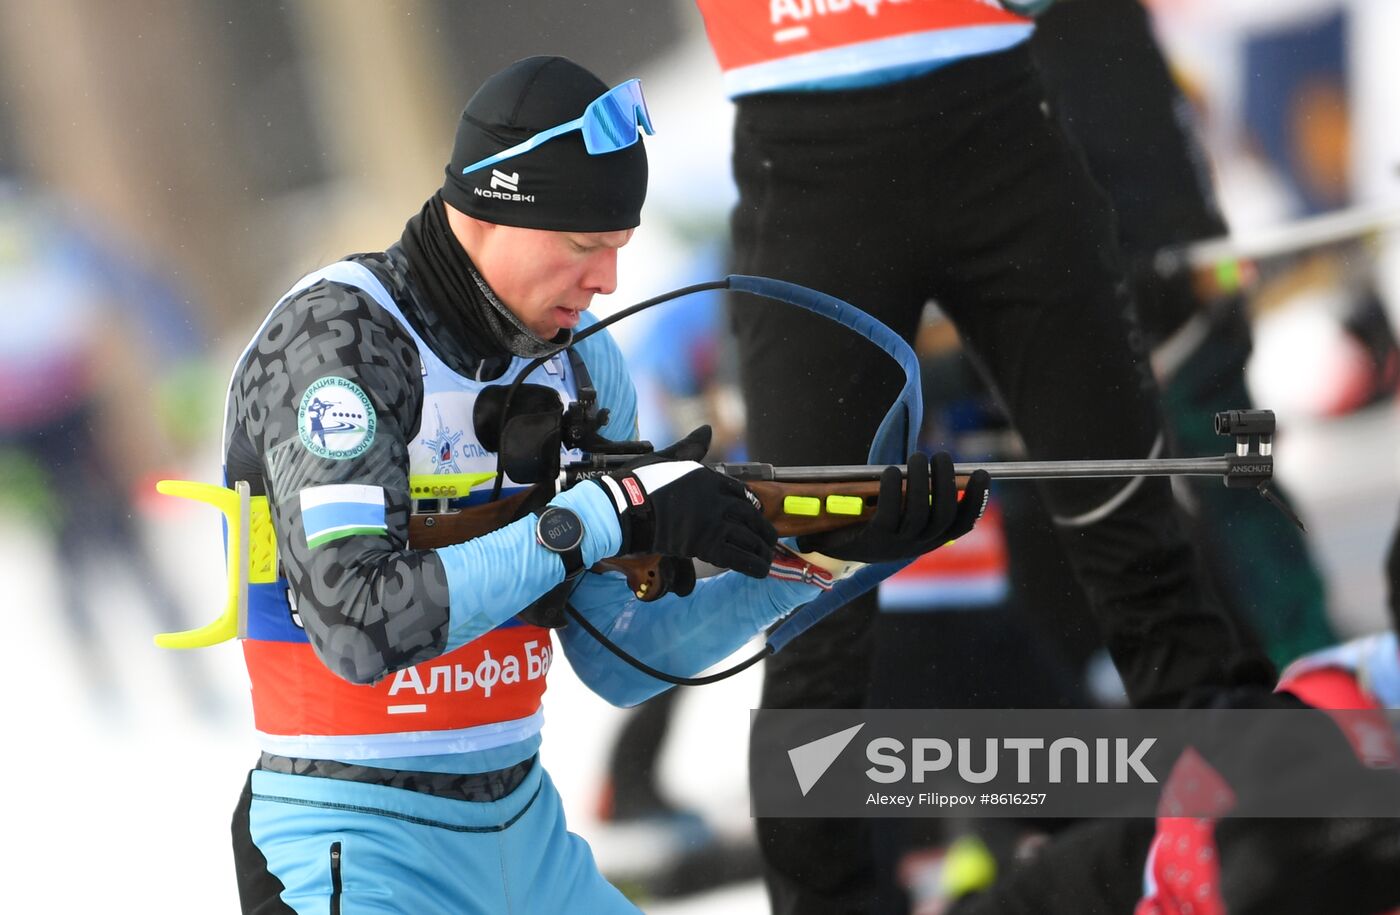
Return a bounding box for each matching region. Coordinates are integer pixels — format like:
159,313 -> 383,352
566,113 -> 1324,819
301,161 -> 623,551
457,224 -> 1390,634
442,56 -> 648,233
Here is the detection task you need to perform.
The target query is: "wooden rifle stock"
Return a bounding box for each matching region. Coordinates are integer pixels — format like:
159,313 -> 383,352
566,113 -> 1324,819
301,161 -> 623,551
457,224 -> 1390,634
406,475 -> 979,602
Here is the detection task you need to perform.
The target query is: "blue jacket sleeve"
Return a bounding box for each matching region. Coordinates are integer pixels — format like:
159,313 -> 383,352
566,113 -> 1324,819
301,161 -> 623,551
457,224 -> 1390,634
559,569 -> 822,707
436,481 -> 622,652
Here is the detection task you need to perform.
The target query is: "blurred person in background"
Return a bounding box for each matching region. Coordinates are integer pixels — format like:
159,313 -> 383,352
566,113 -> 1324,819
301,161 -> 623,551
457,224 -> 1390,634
694,2 -> 1280,911
879,2 -> 1349,909
0,175 -> 219,717
873,20 -> 1400,900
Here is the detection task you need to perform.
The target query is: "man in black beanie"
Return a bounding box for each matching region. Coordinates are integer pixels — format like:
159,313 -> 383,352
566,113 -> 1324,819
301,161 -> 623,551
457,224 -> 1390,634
218,55 -> 975,913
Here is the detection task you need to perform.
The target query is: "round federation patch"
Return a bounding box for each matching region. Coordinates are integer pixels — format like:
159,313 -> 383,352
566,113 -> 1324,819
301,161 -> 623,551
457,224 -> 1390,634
297,376 -> 377,460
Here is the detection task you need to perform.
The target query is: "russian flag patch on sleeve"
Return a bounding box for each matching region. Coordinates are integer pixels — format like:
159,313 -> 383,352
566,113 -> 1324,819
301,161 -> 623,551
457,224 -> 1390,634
300,483 -> 388,549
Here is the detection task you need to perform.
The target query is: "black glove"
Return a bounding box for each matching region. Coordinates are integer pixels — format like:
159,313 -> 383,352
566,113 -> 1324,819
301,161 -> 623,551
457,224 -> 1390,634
796,452 -> 990,563
592,426 -> 778,578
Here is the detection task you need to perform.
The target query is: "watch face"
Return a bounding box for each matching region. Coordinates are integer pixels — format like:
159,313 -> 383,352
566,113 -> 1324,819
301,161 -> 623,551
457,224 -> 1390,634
538,507 -> 584,552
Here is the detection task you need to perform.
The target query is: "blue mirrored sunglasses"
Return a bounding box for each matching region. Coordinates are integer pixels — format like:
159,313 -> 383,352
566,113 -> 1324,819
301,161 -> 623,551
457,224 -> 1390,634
460,78 -> 654,177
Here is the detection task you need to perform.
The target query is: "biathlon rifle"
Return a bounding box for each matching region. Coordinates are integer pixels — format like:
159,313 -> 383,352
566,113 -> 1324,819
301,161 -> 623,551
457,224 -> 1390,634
154,404 -> 1293,651
154,273 -> 1293,659
408,404 -> 1296,600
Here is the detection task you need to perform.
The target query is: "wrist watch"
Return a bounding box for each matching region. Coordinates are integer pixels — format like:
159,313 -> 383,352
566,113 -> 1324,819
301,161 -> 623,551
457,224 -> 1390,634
534,506 -> 586,579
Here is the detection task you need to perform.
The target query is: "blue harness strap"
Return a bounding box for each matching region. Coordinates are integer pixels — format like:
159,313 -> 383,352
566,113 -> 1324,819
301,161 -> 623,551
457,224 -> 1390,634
725,275 -> 924,654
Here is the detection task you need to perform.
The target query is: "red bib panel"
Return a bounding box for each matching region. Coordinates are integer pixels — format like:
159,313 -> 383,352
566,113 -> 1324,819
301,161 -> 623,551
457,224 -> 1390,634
244,623 -> 553,738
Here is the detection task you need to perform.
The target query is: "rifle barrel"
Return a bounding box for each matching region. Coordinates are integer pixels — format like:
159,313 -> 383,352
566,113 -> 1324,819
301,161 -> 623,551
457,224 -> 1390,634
712,457 -> 1235,482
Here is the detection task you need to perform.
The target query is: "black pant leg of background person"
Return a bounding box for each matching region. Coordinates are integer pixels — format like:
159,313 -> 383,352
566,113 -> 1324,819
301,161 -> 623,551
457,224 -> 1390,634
1031,0 -> 1335,668
915,46 -> 1263,706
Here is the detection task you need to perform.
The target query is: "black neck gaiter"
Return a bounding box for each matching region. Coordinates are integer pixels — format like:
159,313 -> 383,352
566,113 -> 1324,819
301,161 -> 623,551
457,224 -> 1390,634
398,194 -> 570,372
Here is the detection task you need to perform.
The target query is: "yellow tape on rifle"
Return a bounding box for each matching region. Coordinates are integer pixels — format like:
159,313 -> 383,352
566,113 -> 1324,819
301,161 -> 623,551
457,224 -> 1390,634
408,472 -> 499,500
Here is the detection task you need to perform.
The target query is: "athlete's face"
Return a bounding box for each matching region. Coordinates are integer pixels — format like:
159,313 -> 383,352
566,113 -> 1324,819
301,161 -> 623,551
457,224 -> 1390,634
467,223 -> 634,338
